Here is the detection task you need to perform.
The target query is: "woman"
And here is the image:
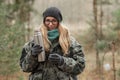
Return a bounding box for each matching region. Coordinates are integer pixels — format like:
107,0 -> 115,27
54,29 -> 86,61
20,7 -> 85,80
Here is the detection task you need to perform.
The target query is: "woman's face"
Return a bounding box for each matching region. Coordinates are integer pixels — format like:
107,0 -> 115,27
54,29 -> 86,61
44,17 -> 59,30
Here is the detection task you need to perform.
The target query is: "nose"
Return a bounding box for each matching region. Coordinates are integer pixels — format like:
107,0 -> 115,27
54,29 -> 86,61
49,22 -> 53,26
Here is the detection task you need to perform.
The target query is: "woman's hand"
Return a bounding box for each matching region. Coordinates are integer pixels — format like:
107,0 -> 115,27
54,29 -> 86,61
48,53 -> 64,66
31,44 -> 43,56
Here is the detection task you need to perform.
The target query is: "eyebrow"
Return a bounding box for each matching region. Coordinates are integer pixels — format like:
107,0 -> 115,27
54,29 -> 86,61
45,19 -> 57,20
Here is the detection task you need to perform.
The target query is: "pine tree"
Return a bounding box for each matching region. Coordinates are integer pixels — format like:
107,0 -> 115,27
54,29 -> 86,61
0,0 -> 34,75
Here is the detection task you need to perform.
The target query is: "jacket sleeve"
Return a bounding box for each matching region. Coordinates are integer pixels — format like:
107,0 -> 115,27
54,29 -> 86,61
58,37 -> 85,75
20,41 -> 39,72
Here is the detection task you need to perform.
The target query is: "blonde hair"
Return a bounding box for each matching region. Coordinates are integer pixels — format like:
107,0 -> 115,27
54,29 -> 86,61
40,24 -> 70,55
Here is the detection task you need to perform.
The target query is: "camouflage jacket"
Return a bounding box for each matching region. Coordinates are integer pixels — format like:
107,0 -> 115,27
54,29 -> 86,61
20,37 -> 85,80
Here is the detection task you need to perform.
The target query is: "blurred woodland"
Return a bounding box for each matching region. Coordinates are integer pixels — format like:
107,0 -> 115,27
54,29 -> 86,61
0,0 -> 120,80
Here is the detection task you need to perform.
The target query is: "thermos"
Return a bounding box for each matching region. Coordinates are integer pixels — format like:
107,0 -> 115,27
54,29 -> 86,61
34,30 -> 45,62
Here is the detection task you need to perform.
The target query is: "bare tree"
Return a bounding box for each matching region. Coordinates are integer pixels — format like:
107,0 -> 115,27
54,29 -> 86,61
93,0 -> 101,79
111,41 -> 116,80
99,0 -> 104,40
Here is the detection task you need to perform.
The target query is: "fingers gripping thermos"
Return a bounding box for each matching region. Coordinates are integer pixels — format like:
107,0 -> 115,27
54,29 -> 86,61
34,30 -> 45,62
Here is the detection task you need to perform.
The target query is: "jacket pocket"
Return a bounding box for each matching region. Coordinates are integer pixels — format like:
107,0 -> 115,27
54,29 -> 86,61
29,72 -> 42,80
56,71 -> 71,80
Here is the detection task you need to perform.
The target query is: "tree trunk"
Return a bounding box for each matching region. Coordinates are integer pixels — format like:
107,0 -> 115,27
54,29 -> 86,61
93,0 -> 101,78
111,41 -> 116,80
99,0 -> 103,40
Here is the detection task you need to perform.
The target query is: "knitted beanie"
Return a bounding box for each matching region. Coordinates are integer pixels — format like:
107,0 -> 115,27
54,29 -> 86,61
43,7 -> 63,22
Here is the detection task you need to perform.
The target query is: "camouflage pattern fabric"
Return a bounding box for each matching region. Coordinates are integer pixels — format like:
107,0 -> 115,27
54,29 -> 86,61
20,37 -> 85,80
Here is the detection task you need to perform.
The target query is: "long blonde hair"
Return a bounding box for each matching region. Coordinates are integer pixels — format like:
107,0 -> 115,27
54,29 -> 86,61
40,24 -> 70,55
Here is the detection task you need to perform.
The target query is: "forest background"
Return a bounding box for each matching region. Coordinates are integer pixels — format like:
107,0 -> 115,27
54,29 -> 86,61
0,0 -> 120,80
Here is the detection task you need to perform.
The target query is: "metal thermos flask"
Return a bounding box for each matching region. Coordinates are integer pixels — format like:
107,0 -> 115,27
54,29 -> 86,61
34,30 -> 45,62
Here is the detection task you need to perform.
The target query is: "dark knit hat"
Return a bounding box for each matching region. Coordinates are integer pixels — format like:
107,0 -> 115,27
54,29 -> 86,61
43,7 -> 63,22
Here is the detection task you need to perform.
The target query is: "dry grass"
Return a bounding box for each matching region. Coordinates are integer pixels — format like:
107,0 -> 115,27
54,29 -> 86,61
77,51 -> 120,80
0,71 -> 29,80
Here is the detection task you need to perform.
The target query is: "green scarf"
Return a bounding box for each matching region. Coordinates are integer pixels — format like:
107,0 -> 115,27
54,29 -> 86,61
48,29 -> 59,41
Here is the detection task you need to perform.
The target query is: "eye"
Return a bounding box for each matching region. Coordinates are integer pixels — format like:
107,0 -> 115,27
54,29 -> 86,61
52,19 -> 57,22
45,19 -> 50,22
45,19 -> 58,25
